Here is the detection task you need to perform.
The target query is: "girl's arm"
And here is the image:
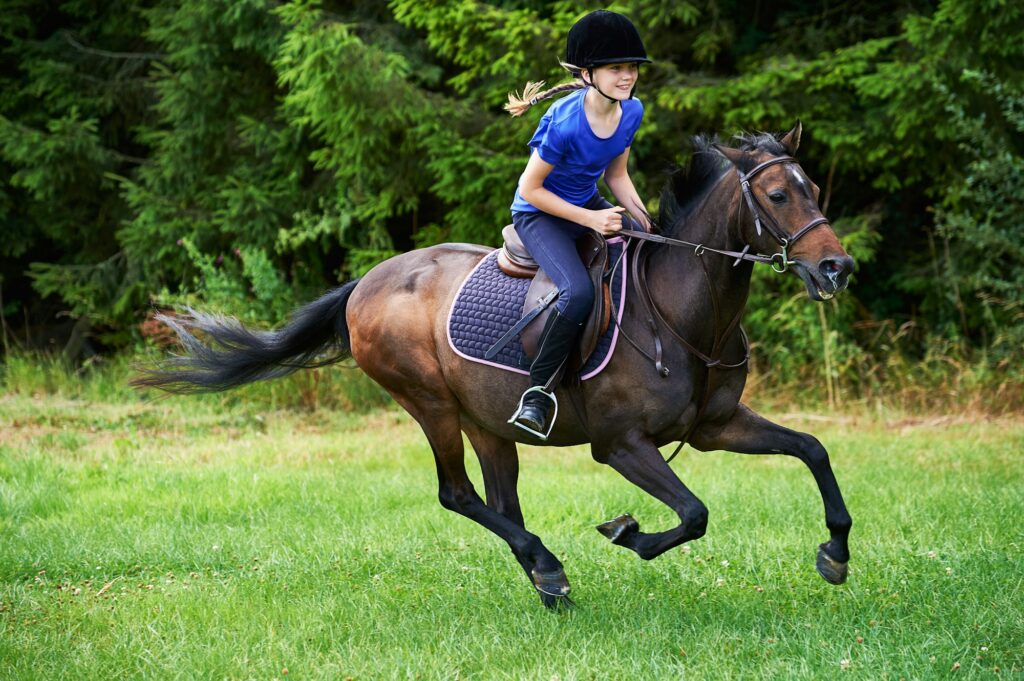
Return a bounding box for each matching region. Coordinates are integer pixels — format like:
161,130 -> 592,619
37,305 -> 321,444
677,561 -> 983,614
604,147 -> 651,231
519,151 -> 626,236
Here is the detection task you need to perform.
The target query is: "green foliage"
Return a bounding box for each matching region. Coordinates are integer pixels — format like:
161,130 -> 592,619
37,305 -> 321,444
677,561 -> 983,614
1,0 -> 1022,406
117,0 -> 308,303
931,69 -> 1024,352
151,238 -> 295,322
27,252 -> 144,344
0,111 -> 117,260
276,1 -> 421,226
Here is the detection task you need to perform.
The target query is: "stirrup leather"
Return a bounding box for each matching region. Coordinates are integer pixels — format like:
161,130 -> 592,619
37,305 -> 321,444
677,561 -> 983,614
508,386 -> 558,440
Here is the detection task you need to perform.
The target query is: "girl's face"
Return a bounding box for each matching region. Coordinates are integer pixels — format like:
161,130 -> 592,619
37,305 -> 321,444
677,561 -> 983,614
586,62 -> 640,100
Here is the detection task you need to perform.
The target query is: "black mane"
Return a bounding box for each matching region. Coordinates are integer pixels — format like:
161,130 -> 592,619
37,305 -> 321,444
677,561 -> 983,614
658,132 -> 788,236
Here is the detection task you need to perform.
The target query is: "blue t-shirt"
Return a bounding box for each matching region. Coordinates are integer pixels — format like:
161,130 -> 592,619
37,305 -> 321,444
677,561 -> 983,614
511,88 -> 644,214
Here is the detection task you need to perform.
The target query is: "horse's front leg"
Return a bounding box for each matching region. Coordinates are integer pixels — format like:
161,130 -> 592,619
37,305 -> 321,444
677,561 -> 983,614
592,432 -> 710,560
689,403 -> 852,585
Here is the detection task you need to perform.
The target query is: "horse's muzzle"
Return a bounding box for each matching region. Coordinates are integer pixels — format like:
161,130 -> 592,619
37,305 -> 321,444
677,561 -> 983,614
794,255 -> 855,301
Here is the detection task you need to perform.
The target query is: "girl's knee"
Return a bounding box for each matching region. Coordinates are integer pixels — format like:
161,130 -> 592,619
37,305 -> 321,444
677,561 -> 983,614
559,280 -> 595,323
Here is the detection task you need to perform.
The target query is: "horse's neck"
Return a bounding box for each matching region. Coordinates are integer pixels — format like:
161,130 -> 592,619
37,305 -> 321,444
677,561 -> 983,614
647,178 -> 753,344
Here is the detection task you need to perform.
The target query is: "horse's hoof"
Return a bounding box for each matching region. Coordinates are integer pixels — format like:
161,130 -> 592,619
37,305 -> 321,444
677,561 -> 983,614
816,544 -> 849,585
597,514 -> 640,545
532,567 -> 572,609
539,591 -> 575,610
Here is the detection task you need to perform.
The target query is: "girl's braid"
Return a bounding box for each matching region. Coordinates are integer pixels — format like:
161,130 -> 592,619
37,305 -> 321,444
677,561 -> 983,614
504,79 -> 586,117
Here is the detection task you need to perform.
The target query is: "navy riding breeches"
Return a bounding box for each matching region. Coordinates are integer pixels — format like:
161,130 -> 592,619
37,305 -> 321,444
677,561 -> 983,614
512,194 -> 635,323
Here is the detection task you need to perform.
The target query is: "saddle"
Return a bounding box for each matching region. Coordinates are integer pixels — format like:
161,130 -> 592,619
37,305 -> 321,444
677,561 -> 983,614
492,224 -> 612,370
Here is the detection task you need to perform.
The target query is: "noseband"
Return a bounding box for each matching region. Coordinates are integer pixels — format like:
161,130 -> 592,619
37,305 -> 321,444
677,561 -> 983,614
737,156 -> 831,273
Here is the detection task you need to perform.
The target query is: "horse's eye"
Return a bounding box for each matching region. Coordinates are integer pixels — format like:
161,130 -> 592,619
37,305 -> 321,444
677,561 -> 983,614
768,190 -> 787,204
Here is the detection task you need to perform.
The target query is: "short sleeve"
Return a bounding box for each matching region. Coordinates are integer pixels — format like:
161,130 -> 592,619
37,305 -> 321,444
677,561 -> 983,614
528,113 -> 566,166
624,98 -> 645,147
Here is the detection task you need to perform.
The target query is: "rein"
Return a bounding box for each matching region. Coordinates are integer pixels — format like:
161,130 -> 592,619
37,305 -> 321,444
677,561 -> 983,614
610,154 -> 831,461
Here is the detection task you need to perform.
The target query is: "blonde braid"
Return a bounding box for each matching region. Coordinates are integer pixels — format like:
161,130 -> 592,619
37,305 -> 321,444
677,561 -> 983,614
504,79 -> 587,117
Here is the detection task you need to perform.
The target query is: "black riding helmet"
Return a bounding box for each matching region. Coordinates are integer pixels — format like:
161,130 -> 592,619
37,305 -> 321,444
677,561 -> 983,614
565,10 -> 651,70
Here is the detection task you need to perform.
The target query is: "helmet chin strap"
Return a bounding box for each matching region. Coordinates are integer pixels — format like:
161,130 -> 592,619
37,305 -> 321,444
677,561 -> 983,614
582,70 -> 620,103
583,68 -> 637,102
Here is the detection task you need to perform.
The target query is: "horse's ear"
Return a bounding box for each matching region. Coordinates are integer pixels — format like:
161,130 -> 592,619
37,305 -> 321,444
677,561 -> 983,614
780,120 -> 802,155
713,143 -> 748,168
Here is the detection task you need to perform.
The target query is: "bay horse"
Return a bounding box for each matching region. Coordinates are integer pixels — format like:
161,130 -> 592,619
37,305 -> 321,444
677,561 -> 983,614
137,122 -> 854,608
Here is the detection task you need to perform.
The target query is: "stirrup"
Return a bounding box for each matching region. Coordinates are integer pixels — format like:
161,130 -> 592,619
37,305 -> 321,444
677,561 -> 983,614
508,386 -> 558,441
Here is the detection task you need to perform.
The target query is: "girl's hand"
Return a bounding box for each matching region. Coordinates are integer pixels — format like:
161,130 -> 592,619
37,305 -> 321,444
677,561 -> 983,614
589,206 -> 626,235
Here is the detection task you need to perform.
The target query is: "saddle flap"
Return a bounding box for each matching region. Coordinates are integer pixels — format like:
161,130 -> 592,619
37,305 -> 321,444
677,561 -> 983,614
520,232 -> 610,370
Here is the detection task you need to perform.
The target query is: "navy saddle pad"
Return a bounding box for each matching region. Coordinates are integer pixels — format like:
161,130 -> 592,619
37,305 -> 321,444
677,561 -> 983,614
446,239 -> 627,379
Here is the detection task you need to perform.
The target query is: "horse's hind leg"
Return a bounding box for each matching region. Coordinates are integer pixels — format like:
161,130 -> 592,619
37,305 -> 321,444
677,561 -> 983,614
462,422 -> 571,605
393,393 -> 570,608
592,433 -> 711,560
689,403 -> 852,585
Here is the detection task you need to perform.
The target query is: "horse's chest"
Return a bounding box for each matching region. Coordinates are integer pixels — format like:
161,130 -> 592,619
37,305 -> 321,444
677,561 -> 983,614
645,358 -> 748,436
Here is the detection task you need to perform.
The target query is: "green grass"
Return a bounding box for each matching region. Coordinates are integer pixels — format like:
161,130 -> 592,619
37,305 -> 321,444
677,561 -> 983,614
0,351 -> 391,412
1,394 -> 1022,679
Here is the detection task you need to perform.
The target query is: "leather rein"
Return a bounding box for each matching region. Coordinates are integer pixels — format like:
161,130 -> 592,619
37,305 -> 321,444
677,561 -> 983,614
606,155 -> 832,460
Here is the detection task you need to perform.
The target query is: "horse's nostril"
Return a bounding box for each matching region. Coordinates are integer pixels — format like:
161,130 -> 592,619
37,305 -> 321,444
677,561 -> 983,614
819,256 -> 854,289
819,256 -> 853,275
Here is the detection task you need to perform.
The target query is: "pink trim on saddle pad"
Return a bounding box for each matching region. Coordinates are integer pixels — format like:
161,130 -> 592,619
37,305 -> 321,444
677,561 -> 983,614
445,237 -> 628,380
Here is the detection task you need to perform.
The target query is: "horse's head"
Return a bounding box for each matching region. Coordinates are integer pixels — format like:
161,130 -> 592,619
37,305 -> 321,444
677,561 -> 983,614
714,122 -> 854,301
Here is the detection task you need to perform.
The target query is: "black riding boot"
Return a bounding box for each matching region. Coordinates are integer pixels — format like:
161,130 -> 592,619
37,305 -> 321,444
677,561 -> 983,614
510,310 -> 583,439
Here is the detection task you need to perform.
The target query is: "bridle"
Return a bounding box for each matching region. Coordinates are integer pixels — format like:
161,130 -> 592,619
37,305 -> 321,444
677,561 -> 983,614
736,155 -> 831,273
619,155 -> 832,274
607,154 -> 832,459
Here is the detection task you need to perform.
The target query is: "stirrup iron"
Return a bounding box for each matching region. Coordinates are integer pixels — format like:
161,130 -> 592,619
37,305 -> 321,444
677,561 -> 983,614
508,386 -> 558,441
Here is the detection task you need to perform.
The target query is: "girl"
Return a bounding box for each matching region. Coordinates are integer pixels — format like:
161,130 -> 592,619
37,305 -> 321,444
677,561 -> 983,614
505,10 -> 652,439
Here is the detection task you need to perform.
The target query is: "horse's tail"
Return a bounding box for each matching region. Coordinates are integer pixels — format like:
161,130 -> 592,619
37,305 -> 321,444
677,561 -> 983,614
133,279 -> 361,394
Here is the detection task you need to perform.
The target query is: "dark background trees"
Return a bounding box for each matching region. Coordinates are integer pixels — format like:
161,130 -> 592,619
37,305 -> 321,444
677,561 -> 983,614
2,0 -> 1021,402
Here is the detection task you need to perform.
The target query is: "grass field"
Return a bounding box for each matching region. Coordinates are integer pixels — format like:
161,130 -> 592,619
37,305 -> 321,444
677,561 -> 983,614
1,392 -> 1022,679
